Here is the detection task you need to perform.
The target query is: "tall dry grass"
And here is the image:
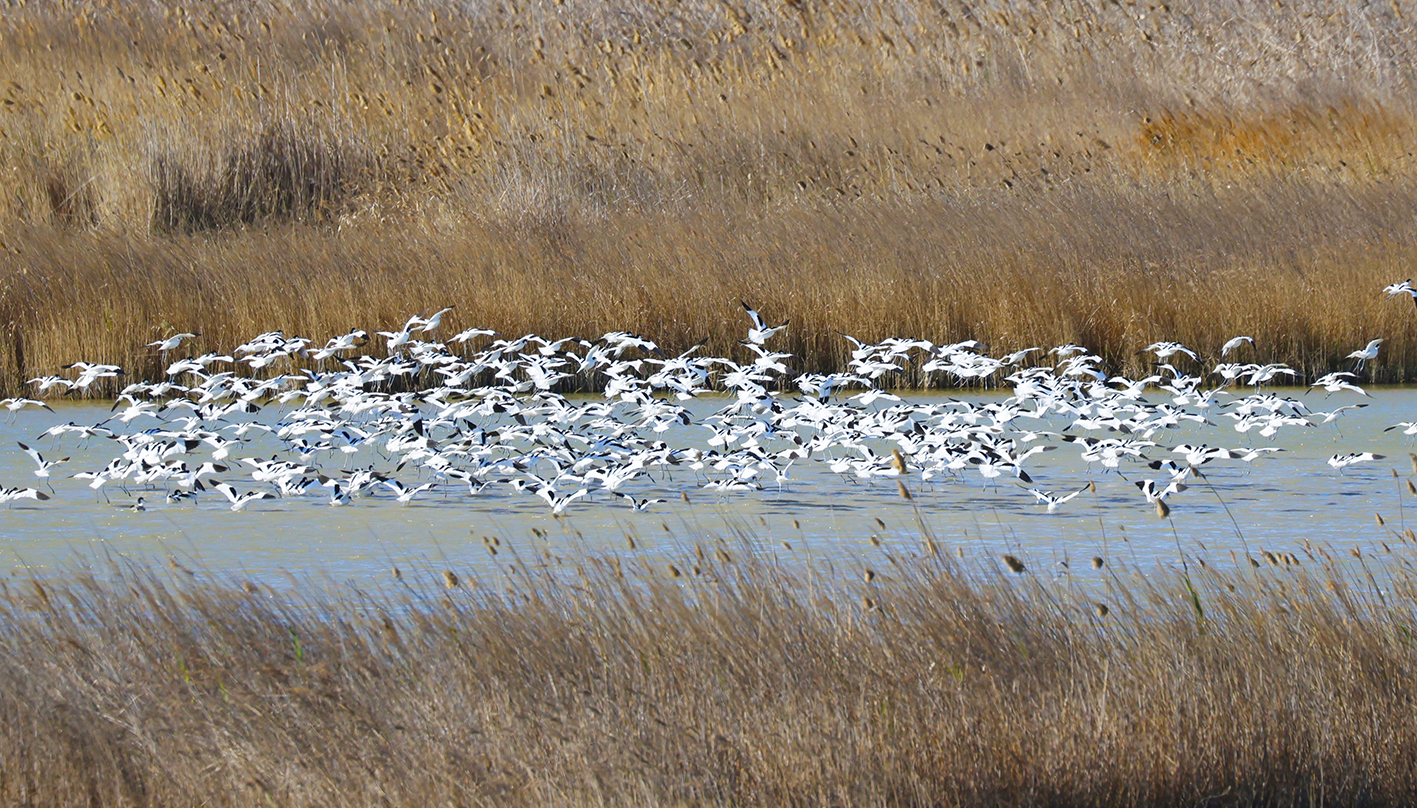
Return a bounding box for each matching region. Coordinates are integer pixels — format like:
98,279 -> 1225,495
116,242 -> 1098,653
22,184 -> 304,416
5,539 -> 1417,807
3,0 -> 1417,392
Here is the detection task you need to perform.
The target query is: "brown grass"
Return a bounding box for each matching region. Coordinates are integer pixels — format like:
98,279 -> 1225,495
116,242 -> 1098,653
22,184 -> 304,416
3,1 -> 1417,393
5,539 -> 1417,807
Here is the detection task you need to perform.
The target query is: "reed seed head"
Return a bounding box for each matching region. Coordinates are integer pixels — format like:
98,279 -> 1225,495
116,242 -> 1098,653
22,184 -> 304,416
875,517 -> 886,530
1407,479 -> 1415,496
668,564 -> 682,578
1094,603 -> 1109,617
891,448 -> 908,475
1155,499 -> 1170,518
1001,554 -> 1026,573
1090,556 -> 1104,569
897,481 -> 912,500
864,568 -> 876,582
392,566 -> 402,581
443,570 -> 460,588
1376,513 -> 1386,527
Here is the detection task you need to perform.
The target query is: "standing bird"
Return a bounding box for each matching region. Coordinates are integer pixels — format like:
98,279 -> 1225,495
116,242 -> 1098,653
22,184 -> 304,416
1347,338 -> 1383,371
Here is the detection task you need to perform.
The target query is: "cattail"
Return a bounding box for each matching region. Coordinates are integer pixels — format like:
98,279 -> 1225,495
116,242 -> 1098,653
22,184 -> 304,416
1377,513 -> 1386,527
864,568 -> 876,582
1155,499 -> 1170,518
1091,556 -> 1104,569
443,570 -> 460,588
1001,554 -> 1026,573
1094,603 -> 1110,617
898,481 -> 912,500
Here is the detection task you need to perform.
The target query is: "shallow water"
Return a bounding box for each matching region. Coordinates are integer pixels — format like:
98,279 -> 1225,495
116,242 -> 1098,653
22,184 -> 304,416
0,388 -> 1412,584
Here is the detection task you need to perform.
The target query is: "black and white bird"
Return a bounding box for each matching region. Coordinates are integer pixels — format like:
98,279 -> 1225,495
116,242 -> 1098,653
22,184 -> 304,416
741,302 -> 789,346
1347,339 -> 1383,371
211,482 -> 277,512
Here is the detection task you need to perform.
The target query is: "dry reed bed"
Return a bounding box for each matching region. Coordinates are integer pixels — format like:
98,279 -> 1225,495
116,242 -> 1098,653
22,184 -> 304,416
4,545 -> 1417,807
3,1 -> 1417,392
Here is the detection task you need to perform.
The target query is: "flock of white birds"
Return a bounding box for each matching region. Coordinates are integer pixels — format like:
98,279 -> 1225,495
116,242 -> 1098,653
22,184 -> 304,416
1,284 -> 1416,517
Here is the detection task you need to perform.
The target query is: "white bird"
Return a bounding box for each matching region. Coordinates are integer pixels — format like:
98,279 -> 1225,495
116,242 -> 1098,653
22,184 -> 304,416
1327,452 -> 1384,472
1220,336 -> 1254,357
615,492 -> 668,511
147,333 -> 198,352
211,482 -> 277,511
413,307 -> 454,334
1028,486 -> 1087,513
1383,279 -> 1417,308
1347,339 -> 1382,371
741,302 -> 789,345
537,486 -> 587,514
381,479 -> 437,503
1310,372 -> 1368,397
0,486 -> 51,505
17,442 -> 68,489
1,398 -> 53,415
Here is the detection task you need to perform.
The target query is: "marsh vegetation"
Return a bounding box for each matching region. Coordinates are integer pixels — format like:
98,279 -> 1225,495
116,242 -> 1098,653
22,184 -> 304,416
4,545 -> 1417,807
2,1 -> 1417,392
